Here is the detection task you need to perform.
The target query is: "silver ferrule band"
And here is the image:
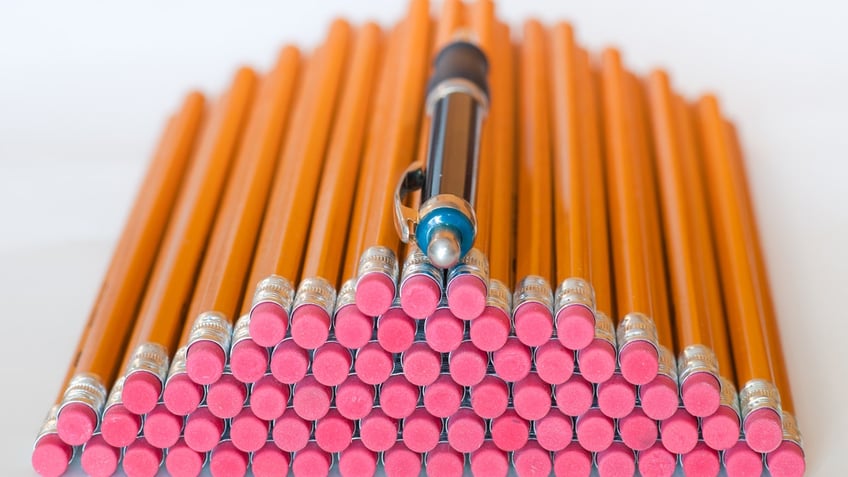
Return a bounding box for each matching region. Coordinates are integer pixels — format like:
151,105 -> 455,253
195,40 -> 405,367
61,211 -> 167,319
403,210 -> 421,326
103,375 -> 126,413
335,279 -> 358,311
59,372 -> 108,417
293,276 -> 337,318
593,311 -> 616,347
739,378 -> 782,423
250,275 -> 295,315
485,279 -> 512,314
34,404 -> 61,444
187,311 -> 233,355
230,314 -> 252,348
719,376 -> 742,416
656,345 -> 678,382
447,247 -> 489,286
513,275 -> 554,312
166,347 -> 188,383
677,344 -> 720,384
401,245 -> 444,290
554,277 -> 596,317
616,312 -> 659,359
780,410 -> 803,447
357,246 -> 399,284
124,342 -> 170,384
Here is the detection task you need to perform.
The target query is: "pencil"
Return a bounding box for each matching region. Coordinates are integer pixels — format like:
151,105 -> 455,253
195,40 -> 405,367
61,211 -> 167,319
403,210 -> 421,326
513,19 -> 554,347
290,23 -> 382,350
353,0 -> 430,317
469,20 -> 515,353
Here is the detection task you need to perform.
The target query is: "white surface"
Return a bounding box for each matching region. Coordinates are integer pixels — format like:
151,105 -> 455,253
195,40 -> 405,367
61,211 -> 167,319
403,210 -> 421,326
1,1 -> 846,475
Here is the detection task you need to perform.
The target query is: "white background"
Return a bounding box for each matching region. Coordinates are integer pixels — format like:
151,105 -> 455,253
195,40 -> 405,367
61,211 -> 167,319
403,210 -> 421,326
1,1 -> 846,475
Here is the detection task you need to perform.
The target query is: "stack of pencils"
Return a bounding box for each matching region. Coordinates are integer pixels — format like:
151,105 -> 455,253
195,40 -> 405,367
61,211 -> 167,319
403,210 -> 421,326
31,1 -> 805,477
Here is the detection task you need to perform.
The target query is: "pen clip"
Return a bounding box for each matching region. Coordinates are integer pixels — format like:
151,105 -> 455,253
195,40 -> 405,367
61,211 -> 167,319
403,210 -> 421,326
394,161 -> 425,244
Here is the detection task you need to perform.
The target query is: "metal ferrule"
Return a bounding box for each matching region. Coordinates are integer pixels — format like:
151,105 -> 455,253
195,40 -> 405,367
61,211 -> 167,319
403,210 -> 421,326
554,277 -> 596,317
357,246 -> 399,283
739,378 -> 782,422
677,344 -> 720,385
104,376 -> 126,413
187,311 -> 233,355
719,376 -> 741,415
401,245 -> 444,290
780,411 -> 803,447
656,345 -> 678,382
59,372 -> 107,417
593,311 -> 616,347
447,247 -> 489,286
293,276 -> 337,318
250,275 -> 295,315
230,314 -> 252,348
166,347 -> 188,383
335,279 -> 357,311
615,312 -> 659,356
485,279 -> 512,314
34,404 -> 61,445
124,342 -> 170,385
513,275 -> 554,312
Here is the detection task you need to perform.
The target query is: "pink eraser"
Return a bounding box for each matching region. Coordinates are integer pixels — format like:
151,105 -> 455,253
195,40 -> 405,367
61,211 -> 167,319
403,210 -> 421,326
183,407 -> 224,452
596,373 -> 636,418
596,442 -> 635,477
335,375 -> 375,420
534,409 -> 573,452
249,374 -> 290,421
490,409 -> 530,451
249,301 -> 288,347
101,404 -> 141,448
767,440 -> 806,477
32,434 -> 72,477
402,408 -> 441,453
377,307 -> 416,353
701,404 -> 741,451
272,408 -> 311,452
618,407 -> 657,451
556,304 -> 595,350
724,440 -> 764,477
448,341 -> 487,386
534,339 -> 574,385
660,408 -> 699,454
681,372 -> 721,417
206,373 -> 247,419
423,375 -> 463,418
356,272 -> 396,317
637,441 -> 676,477
470,375 -> 509,419
359,408 -> 398,452
379,375 -> 419,419
447,274 -> 487,320
292,442 -> 331,477
426,443 -> 465,477
469,306 -> 510,352
682,442 -> 720,477
315,409 -> 355,453
270,338 -> 309,384
334,304 -> 374,350
252,442 -> 291,477
338,440 -> 377,477
402,342 -> 441,386
576,339 -> 616,383
744,407 -> 783,453
640,374 -> 680,421
514,440 -> 552,477
122,437 -> 163,477
80,434 -> 119,477
230,408 -> 269,453
57,402 -> 97,445
424,307 -> 464,352
185,340 -> 226,385
513,301 -> 553,347
209,441 -> 248,477
163,373 -> 203,416
384,442 -> 422,477
291,304 -> 331,350
142,404 -> 182,449
312,342 -> 352,386
471,441 -> 509,477
491,337 -> 531,382
401,274 -> 442,319
513,373 -> 552,421
164,439 -> 204,477
554,374 -> 593,417
575,409 -> 614,452
446,408 -> 485,453
229,338 -> 269,384
553,442 -> 591,477
353,342 -> 394,385
292,376 -> 331,420
619,340 -> 659,385
123,371 -> 163,415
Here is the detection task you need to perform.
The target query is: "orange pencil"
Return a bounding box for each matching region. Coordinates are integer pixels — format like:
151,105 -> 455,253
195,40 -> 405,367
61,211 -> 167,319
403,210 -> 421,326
353,0 -> 431,318
32,93 -> 204,476
512,19 -> 555,348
